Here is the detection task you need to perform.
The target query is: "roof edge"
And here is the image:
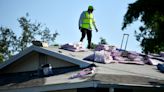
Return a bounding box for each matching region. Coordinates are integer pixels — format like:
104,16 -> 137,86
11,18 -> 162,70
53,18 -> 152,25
0,46 -> 35,70
1,80 -> 163,92
0,45 -> 91,70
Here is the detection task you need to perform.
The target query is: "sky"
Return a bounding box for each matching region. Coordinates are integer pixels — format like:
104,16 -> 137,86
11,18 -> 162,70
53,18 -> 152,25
0,0 -> 142,52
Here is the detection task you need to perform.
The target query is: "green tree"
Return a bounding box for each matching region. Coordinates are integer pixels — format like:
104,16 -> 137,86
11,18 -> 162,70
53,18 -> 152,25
90,42 -> 97,49
18,13 -> 58,51
39,27 -> 58,43
0,13 -> 58,62
90,37 -> 108,49
99,37 -> 108,45
0,27 -> 17,61
122,0 -> 164,54
0,54 -> 3,63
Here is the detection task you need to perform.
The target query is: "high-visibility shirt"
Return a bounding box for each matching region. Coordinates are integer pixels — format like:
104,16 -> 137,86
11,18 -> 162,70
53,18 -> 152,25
79,11 -> 96,30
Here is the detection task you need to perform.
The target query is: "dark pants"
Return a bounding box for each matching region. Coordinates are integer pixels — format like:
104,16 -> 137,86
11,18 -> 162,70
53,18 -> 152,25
80,28 -> 92,49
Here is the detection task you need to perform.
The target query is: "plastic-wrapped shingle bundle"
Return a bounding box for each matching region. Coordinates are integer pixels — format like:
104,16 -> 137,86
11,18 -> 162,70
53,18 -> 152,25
83,50 -> 113,64
112,50 -> 145,65
127,51 -> 139,60
111,50 -> 122,57
95,44 -> 116,52
145,57 -> 163,65
61,43 -> 75,49
111,50 -> 123,61
121,51 -> 129,57
60,42 -> 86,52
124,51 -> 145,65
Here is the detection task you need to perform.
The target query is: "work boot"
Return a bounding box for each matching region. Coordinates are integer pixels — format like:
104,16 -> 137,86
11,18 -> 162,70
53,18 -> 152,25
87,45 -> 91,49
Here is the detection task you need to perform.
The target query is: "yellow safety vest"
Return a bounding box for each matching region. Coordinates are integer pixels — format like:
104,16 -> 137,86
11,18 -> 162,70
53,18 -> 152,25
81,11 -> 94,30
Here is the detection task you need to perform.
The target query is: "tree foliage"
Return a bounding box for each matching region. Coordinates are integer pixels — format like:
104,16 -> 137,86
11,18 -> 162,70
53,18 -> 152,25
122,0 -> 164,54
0,13 -> 58,62
0,27 -> 17,61
18,13 -> 58,51
99,37 -> 108,45
90,37 -> 108,49
90,42 -> 97,49
0,54 -> 3,63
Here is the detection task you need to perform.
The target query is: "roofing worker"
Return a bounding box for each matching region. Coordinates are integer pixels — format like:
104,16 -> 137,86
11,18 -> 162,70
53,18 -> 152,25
79,5 -> 98,49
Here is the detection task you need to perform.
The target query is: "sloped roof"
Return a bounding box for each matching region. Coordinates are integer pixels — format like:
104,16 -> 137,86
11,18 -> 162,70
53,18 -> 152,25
0,45 -> 91,70
0,65 -> 164,92
0,46 -> 164,92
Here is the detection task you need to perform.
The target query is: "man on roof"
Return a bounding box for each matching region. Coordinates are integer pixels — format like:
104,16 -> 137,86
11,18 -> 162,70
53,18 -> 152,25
79,5 -> 99,49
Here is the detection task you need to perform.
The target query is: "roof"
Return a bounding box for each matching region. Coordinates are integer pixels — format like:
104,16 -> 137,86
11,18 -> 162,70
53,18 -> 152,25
0,46 -> 164,92
0,45 -> 91,69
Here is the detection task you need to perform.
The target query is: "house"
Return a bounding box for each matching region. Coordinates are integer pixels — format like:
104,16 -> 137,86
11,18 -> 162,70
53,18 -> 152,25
0,45 -> 164,92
